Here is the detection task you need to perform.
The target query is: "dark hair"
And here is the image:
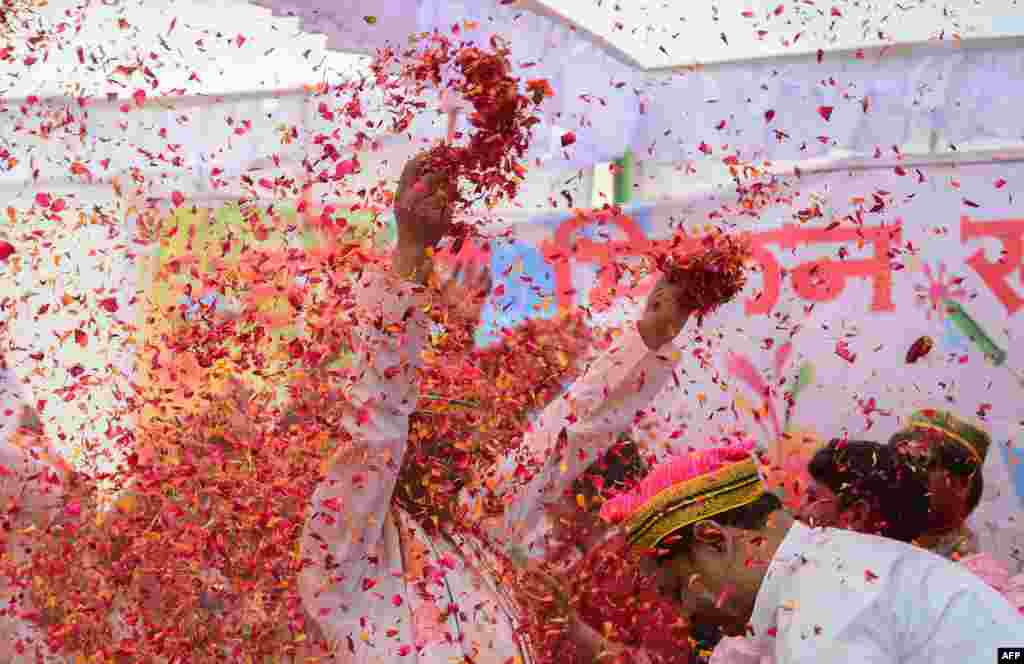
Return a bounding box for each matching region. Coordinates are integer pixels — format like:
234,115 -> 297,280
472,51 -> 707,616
660,491 -> 783,561
890,431 -> 984,516
571,436 -> 646,511
807,439 -> 930,542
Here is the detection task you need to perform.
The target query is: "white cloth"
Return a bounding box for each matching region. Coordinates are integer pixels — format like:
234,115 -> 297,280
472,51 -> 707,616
299,262 -> 678,663
717,521 -> 1024,664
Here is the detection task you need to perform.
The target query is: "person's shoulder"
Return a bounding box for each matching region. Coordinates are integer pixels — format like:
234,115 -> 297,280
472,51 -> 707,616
827,525 -> 936,561
809,526 -> 960,591
832,530 -> 1020,617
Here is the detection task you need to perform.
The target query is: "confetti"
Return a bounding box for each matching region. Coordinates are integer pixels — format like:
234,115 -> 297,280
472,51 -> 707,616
369,32 -> 548,240
650,230 -> 752,321
835,340 -> 856,364
905,336 -> 933,364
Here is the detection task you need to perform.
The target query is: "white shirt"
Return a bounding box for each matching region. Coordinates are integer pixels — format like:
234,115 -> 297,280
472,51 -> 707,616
745,521 -> 1024,664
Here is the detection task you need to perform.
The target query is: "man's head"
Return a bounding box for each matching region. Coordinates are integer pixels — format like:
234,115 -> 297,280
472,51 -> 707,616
601,438 -> 787,627
803,439 -> 930,543
889,410 -> 990,533
659,491 -> 785,628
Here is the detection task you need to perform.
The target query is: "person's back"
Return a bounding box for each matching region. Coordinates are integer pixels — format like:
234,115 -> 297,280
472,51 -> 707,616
757,522 -> 1024,664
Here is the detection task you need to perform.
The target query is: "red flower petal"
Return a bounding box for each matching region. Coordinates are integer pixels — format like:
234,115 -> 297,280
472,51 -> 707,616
355,406 -> 371,426
335,158 -> 358,177
817,106 -> 834,121
905,336 -> 933,364
0,240 -> 14,261
835,340 -> 856,363
560,131 -> 576,147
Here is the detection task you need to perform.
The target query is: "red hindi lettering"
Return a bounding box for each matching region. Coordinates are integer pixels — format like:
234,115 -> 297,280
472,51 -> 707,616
540,213 -> 899,316
750,223 -> 901,314
540,209 -> 665,312
743,238 -> 784,316
961,215 -> 1024,315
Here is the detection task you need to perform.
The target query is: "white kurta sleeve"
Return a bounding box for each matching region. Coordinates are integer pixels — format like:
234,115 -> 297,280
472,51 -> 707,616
483,324 -> 679,559
298,263 -> 429,634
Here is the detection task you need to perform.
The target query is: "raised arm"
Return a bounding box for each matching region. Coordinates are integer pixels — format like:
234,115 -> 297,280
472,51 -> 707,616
297,154 -> 454,635
473,276 -> 696,558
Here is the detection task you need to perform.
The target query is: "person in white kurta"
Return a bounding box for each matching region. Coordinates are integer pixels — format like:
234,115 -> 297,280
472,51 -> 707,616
298,264 -> 682,663
298,155 -> 691,663
708,519 -> 1024,664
